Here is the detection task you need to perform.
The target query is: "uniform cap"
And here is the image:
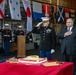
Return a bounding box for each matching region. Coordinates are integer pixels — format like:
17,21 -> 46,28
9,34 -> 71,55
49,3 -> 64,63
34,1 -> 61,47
41,17 -> 50,22
18,25 -> 22,28
5,23 -> 9,26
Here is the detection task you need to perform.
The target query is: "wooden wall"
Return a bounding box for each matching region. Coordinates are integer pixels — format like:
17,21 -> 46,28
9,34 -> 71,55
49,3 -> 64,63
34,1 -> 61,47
32,0 -> 76,9
68,0 -> 76,9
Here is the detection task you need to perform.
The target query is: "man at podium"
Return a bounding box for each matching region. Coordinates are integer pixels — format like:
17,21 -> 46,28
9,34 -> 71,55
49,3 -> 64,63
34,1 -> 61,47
14,25 -> 24,43
16,26 -> 25,57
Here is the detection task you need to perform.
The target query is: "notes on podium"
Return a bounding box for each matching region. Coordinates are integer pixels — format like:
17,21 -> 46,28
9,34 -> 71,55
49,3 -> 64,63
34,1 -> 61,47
17,36 -> 26,57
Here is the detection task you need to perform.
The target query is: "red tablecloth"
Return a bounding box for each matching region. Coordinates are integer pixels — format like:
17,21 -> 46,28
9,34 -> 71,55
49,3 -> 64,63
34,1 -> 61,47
0,61 -> 74,75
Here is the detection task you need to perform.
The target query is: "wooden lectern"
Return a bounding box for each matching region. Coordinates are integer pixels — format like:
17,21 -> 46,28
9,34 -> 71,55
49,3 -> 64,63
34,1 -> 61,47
17,36 -> 26,57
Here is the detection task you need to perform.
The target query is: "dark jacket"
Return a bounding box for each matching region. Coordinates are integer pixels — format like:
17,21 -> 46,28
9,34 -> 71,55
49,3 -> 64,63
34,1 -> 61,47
14,30 -> 24,43
2,29 -> 12,42
32,26 -> 56,51
16,30 -> 24,36
58,26 -> 76,54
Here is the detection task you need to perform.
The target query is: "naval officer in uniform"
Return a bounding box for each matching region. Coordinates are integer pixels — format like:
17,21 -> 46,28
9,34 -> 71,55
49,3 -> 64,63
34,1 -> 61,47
32,17 -> 56,60
14,25 -> 24,43
2,23 -> 12,56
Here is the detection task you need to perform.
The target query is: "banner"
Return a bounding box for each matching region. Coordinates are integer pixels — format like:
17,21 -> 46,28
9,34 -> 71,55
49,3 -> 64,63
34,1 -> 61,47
32,1 -> 42,20
22,0 -> 32,31
0,0 -> 5,19
9,0 -> 21,20
43,4 -> 50,17
57,7 -> 65,23
50,5 -> 57,24
64,8 -> 69,21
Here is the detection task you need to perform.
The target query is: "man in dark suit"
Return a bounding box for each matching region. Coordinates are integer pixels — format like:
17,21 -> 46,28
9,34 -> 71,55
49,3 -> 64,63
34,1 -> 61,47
58,18 -> 76,75
32,17 -> 56,60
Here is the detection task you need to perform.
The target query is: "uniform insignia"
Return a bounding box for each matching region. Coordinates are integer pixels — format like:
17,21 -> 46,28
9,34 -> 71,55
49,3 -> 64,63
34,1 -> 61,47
46,29 -> 51,33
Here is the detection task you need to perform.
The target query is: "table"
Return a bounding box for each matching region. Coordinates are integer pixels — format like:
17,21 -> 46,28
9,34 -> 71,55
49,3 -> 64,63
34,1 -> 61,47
0,61 -> 74,75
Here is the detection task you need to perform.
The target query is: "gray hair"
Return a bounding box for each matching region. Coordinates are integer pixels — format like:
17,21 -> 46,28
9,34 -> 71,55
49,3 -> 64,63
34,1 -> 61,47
67,18 -> 74,24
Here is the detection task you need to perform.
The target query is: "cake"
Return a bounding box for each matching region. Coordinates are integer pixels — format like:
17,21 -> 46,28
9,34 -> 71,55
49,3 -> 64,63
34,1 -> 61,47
18,55 -> 47,64
26,55 -> 39,60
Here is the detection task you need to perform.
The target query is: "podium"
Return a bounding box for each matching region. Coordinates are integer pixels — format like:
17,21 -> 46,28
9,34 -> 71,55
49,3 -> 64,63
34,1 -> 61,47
17,36 -> 26,57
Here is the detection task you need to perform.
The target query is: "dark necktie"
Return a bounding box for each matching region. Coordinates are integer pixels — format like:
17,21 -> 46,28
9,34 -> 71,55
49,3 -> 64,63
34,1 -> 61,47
67,27 -> 70,31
